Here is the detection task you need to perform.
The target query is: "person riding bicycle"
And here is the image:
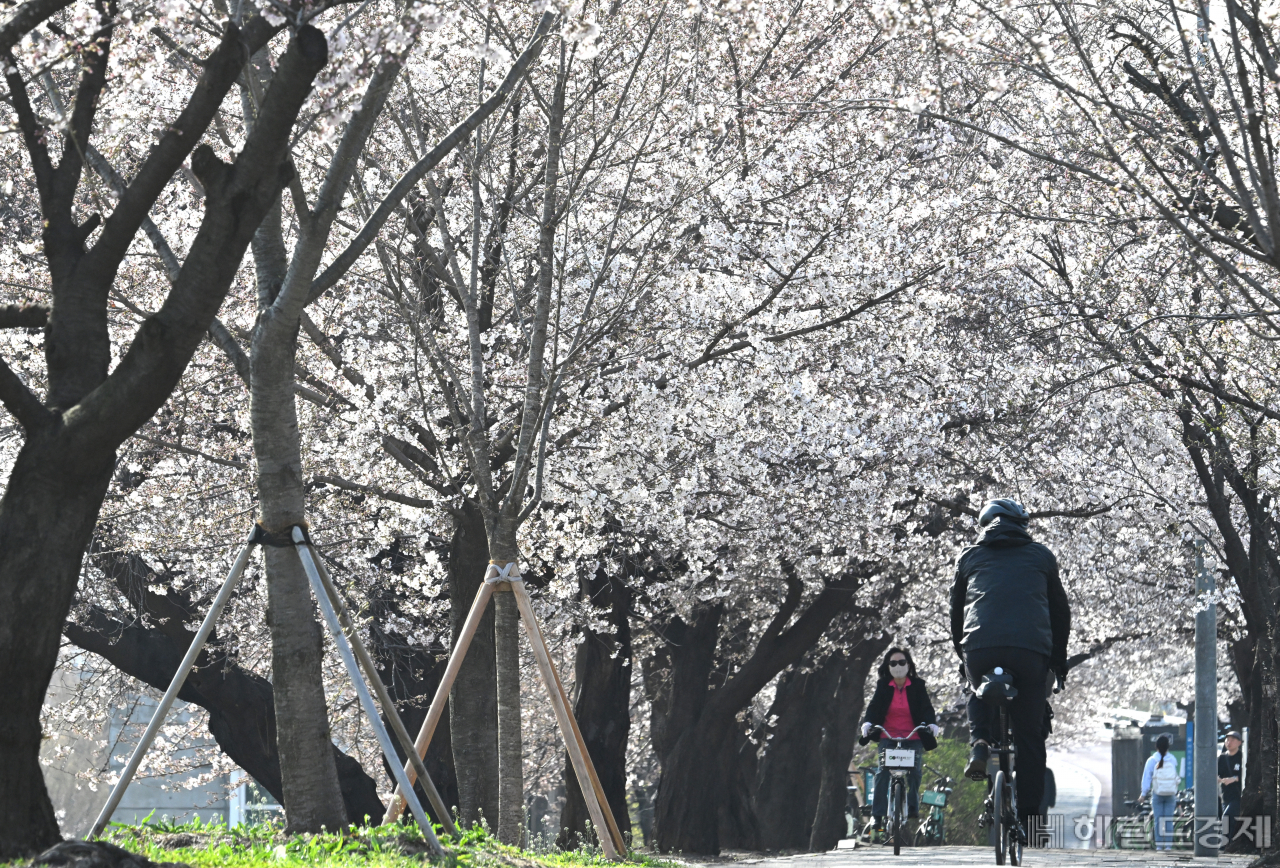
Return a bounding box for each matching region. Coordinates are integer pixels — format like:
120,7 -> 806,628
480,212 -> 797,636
859,647 -> 939,828
950,498 -> 1070,837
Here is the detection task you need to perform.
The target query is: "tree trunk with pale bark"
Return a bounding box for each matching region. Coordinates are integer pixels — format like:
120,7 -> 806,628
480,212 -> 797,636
489,518 -> 525,846
248,194 -> 347,833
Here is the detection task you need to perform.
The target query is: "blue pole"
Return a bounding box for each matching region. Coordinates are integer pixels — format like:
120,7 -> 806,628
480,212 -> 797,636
1186,720 -> 1194,789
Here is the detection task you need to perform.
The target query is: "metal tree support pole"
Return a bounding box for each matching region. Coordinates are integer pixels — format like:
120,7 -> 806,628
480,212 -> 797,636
510,578 -> 625,859
386,579 -> 497,823
292,529 -> 446,856
90,531 -> 258,839
1194,540 -> 1218,857
305,544 -> 458,837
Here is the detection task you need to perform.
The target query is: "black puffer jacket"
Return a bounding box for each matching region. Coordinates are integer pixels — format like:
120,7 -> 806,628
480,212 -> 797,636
862,676 -> 938,751
949,518 -> 1071,670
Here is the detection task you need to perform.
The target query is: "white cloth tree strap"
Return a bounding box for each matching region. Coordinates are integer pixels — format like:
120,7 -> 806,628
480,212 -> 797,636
484,561 -> 522,583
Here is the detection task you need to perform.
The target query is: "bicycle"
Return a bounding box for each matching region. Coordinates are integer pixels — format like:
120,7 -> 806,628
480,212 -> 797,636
1172,787 -> 1194,850
1109,796 -> 1152,849
914,774 -> 953,846
863,723 -> 931,855
972,667 -> 1024,865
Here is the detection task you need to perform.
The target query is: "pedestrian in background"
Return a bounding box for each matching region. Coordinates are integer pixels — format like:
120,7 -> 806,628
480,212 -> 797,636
1219,731 -> 1244,841
1141,735 -> 1181,851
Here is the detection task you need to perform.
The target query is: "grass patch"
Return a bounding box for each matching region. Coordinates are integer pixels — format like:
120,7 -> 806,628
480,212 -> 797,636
923,736 -> 988,846
14,818 -> 676,868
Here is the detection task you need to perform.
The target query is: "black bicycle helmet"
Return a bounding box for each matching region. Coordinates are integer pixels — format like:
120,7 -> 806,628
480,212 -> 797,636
978,498 -> 1030,527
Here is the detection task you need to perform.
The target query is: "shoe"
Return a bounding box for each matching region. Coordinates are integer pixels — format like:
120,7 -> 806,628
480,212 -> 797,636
965,743 -> 989,780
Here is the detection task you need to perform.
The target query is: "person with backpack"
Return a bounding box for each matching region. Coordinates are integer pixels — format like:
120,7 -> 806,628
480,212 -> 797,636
1142,735 -> 1182,851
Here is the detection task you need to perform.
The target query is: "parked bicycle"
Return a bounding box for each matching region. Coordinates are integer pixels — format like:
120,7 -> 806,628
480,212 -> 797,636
914,773 -> 953,846
865,723 -> 931,855
1109,796 -> 1152,849
855,767 -> 885,846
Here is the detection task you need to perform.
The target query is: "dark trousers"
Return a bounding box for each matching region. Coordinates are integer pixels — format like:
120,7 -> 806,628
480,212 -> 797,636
1222,796 -> 1240,843
964,646 -> 1049,828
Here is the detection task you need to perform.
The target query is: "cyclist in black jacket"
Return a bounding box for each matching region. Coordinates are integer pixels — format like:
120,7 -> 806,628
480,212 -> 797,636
950,498 -> 1070,835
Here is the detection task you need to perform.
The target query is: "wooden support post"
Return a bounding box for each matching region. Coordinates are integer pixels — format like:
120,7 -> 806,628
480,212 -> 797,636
385,564 -> 626,861
537,611 -> 628,855
386,579 -> 497,823
511,580 -> 625,859
306,544 -> 458,837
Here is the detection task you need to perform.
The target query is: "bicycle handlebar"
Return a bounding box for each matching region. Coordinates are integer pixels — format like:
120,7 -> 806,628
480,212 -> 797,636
859,722 -> 932,746
873,723 -> 932,737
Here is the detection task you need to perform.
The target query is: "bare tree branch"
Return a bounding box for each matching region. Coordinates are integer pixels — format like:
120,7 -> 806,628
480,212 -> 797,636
313,473 -> 434,509
0,355 -> 49,430
306,12 -> 556,305
0,305 -> 48,329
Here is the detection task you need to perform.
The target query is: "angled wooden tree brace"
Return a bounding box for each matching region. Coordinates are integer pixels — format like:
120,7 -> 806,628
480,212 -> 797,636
385,562 -> 628,859
88,526 -> 454,856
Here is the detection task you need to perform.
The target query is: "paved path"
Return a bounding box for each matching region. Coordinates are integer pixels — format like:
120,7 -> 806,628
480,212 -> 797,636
1047,751 -> 1104,850
1064,744 -> 1115,819
727,847 -> 1257,867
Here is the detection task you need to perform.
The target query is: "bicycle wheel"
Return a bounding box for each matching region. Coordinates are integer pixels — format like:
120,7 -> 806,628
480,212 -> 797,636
992,771 -> 1006,865
891,778 -> 904,855
1007,776 -> 1021,865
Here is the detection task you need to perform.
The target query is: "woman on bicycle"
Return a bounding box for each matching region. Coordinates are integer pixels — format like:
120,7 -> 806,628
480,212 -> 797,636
860,647 -> 940,827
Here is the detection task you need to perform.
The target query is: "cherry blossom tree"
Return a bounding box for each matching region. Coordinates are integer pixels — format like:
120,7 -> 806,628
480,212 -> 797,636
0,0 -> 332,852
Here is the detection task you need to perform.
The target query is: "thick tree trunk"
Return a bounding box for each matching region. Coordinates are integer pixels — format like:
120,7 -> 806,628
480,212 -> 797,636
1260,640 -> 1280,834
753,666 -> 835,850
718,730 -> 761,850
1231,636 -> 1266,834
655,713 -> 738,853
251,287 -> 347,832
449,502 -> 500,829
652,566 -> 865,853
557,569 -> 632,850
490,518 -> 525,846
809,639 -> 884,852
643,605 -> 722,853
0,444 -> 112,857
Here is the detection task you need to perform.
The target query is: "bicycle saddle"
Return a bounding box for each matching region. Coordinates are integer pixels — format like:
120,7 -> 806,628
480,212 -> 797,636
976,668 -> 1018,704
